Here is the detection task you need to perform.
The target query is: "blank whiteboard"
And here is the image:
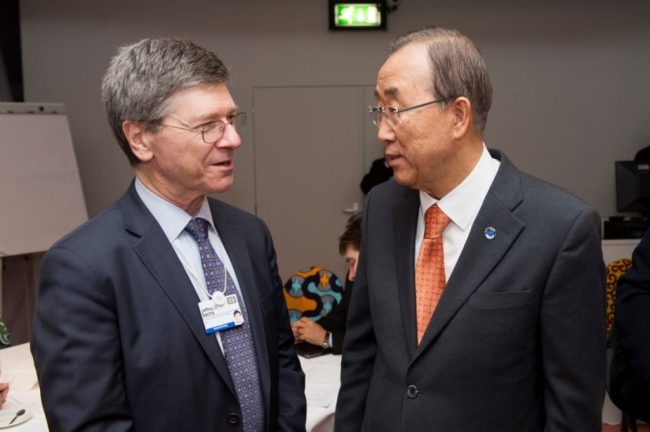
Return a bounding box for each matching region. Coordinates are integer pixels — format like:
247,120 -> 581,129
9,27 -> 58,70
0,102 -> 87,256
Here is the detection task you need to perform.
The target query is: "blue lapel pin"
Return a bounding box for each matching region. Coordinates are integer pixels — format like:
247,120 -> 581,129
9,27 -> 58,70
484,226 -> 497,240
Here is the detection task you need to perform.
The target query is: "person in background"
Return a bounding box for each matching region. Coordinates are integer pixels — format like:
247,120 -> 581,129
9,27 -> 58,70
292,213 -> 361,354
0,383 -> 8,408
31,38 -> 305,431
634,145 -> 650,161
360,157 -> 393,194
335,27 -> 606,432
0,316 -> 10,408
615,227 -> 650,417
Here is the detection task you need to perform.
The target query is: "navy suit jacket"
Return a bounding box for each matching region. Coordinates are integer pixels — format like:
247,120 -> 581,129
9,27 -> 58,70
335,150 -> 606,432
32,182 -> 306,431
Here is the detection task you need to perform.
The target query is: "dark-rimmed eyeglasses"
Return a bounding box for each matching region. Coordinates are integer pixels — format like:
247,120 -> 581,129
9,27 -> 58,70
159,112 -> 247,144
368,98 -> 452,127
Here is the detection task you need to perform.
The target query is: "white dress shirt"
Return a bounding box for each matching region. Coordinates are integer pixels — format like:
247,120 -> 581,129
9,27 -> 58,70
415,145 -> 500,281
134,177 -> 244,350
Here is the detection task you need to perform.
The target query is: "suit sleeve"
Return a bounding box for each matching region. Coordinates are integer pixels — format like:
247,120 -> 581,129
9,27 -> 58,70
335,194 -> 376,431
31,246 -> 132,431
262,223 -> 307,432
615,228 -> 650,395
540,208 -> 606,431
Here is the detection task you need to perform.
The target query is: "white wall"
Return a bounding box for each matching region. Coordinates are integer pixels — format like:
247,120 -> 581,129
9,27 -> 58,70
20,0 -> 650,219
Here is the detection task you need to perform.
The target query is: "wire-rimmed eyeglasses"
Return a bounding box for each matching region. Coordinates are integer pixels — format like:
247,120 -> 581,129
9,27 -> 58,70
159,112 -> 247,144
368,98 -> 452,127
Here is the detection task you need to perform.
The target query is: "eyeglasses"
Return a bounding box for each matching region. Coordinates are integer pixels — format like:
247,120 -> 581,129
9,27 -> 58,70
368,98 -> 452,127
159,112 -> 247,144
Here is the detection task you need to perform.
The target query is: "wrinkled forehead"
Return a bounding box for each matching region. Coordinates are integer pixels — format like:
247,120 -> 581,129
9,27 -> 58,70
375,43 -> 432,103
163,83 -> 239,121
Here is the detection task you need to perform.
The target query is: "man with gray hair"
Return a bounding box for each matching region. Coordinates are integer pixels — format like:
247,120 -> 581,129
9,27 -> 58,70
31,38 -> 306,431
335,27 -> 606,431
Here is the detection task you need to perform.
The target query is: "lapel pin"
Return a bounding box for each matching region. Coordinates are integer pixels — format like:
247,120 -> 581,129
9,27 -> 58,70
484,226 -> 497,240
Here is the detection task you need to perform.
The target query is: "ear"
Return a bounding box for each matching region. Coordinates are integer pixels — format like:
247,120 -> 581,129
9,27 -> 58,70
449,96 -> 473,140
122,121 -> 154,163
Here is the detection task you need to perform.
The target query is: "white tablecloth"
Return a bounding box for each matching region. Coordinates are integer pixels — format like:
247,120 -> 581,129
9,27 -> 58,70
0,343 -> 342,432
299,353 -> 341,432
0,343 -> 48,431
0,344 -> 625,430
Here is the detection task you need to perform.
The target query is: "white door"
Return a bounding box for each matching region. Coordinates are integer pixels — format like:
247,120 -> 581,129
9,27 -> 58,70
253,85 -> 378,282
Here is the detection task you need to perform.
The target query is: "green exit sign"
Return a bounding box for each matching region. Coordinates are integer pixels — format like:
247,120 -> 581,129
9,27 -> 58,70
329,2 -> 387,30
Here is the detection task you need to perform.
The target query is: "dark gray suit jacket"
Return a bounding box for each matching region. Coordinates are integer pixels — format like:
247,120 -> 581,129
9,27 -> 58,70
31,182 -> 306,432
335,150 -> 606,432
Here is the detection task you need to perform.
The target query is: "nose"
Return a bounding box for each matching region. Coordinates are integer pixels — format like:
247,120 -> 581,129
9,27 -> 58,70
217,123 -> 241,149
348,262 -> 357,281
376,118 -> 396,146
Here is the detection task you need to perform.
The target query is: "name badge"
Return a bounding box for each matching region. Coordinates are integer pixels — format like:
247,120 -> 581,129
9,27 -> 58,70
198,294 -> 245,334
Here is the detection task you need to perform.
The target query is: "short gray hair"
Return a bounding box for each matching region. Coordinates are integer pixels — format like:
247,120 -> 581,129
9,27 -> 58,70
388,27 -> 492,134
101,38 -> 230,165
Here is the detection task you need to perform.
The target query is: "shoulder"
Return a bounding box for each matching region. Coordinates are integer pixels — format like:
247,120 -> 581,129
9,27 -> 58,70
45,184 -> 154,264
517,170 -> 596,225
522,172 -> 590,208
50,201 -> 125,253
492,150 -> 596,224
208,197 -> 261,223
208,197 -> 270,234
39,201 -> 132,283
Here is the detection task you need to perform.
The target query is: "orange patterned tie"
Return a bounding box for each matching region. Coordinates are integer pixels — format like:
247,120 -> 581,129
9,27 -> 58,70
415,205 -> 450,344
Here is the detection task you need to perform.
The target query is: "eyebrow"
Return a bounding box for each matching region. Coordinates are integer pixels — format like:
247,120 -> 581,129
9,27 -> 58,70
375,86 -> 399,100
193,106 -> 240,124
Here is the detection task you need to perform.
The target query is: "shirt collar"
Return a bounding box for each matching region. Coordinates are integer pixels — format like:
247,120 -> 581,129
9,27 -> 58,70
419,144 -> 499,231
134,177 -> 215,243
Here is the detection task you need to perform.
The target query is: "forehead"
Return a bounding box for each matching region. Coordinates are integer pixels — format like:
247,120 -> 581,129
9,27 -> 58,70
344,246 -> 359,259
164,83 -> 237,121
376,43 -> 432,102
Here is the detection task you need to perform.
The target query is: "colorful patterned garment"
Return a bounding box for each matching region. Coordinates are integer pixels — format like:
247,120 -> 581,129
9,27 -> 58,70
283,266 -> 344,323
606,258 -> 633,333
0,316 -> 10,348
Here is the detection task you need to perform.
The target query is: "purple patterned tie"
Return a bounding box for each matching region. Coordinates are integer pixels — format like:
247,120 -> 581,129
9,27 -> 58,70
186,218 -> 265,432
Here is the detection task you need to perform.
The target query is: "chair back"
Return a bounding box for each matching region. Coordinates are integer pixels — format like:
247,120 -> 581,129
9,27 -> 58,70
283,266 -> 343,323
606,258 -> 633,333
0,316 -> 10,348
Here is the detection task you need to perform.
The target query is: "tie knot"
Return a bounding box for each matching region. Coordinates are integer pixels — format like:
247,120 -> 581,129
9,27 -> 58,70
185,218 -> 209,241
424,205 -> 450,239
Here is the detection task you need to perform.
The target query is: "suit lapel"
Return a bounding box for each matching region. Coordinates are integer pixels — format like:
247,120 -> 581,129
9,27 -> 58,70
120,185 -> 237,395
392,189 -> 420,358
414,152 -> 526,359
209,200 -> 272,403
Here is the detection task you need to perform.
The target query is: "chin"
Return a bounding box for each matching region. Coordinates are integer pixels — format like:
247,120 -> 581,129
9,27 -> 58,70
393,172 -> 417,189
206,177 -> 234,194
